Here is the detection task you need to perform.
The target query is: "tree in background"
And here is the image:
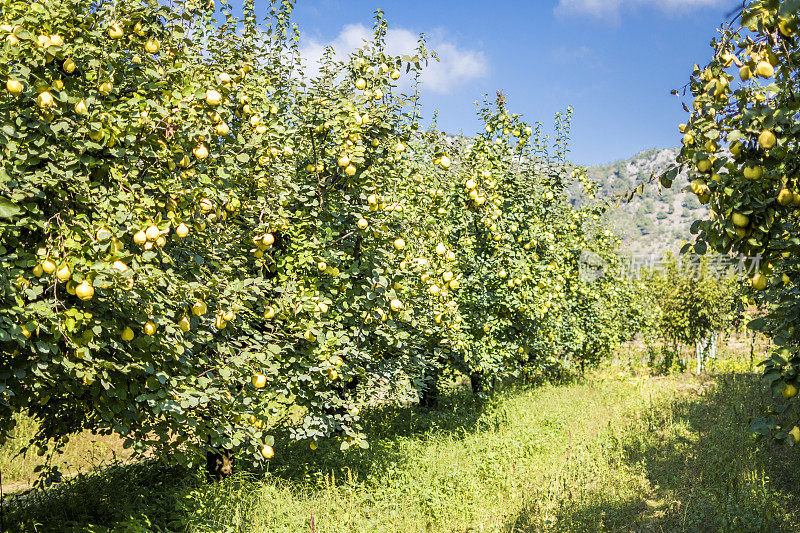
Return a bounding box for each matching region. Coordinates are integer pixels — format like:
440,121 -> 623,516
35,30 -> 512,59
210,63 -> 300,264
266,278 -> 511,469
650,254 -> 740,373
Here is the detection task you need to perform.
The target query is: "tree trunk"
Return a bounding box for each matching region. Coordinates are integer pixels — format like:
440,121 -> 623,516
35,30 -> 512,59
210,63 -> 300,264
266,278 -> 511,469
470,372 -> 483,397
710,332 -> 717,362
206,448 -> 234,482
419,370 -> 439,409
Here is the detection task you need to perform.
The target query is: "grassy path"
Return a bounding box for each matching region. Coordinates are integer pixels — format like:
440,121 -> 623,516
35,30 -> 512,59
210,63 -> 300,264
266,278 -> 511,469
5,366 -> 800,532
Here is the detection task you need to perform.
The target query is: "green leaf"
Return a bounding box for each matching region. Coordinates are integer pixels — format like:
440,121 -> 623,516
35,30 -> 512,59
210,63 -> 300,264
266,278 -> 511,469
0,197 -> 22,219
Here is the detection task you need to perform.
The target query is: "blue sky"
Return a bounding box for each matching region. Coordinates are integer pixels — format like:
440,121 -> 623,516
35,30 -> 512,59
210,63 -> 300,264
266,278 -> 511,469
231,0 -> 735,165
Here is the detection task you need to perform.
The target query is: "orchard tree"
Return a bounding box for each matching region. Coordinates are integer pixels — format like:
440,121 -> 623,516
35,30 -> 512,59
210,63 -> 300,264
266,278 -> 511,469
663,0 -> 800,441
650,254 -> 739,372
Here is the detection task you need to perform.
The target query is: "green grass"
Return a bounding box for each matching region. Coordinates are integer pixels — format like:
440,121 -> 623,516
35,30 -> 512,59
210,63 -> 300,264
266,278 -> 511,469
4,350 -> 800,532
0,415 -> 132,491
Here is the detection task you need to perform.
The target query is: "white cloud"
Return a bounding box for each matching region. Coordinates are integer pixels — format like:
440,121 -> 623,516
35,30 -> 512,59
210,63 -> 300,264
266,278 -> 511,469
549,44 -> 593,63
555,0 -> 725,21
299,24 -> 488,94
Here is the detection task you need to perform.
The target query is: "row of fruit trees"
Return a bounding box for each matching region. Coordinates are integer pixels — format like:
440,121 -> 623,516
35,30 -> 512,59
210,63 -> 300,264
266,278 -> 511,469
0,0 -> 637,479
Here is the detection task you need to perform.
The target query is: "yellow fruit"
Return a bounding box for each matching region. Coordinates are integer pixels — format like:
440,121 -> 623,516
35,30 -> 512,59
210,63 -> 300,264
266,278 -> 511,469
390,299 -> 403,312
32,264 -> 43,277
192,301 -> 207,316
310,442 -> 317,450
200,198 -> 214,212
345,164 -> 357,177
355,78 -> 366,90
193,143 -> 209,160
759,130 -> 777,150
56,265 -> 71,282
176,223 -> 190,238
743,165 -> 764,179
783,383 -> 798,399
436,242 -> 447,256
178,316 -> 190,332
779,18 -> 796,37
732,213 -> 749,227
72,98 -> 89,116
394,238 -> 405,251
62,58 -> 77,74
260,444 -> 274,459
6,79 -> 23,95
791,426 -> 800,444
696,159 -> 712,173
75,280 -> 94,301
751,273 -> 767,291
145,225 -> 160,241
778,189 -> 793,206
262,233 -> 275,246
99,81 -> 113,95
357,218 -> 368,230
429,284 -> 440,296
264,306 -> 275,319
215,314 -> 227,329
390,69 -> 401,80
121,326 -> 135,341
206,89 -> 222,106
144,321 -> 157,335
756,61 -> 774,78
36,91 -> 55,109
222,310 -> 235,322
144,38 -> 160,54
449,279 -> 460,290
739,65 -> 752,81
689,179 -> 706,195
109,22 -> 124,39
42,259 -> 56,274
252,373 -> 267,388
439,155 -> 451,169
215,122 -> 229,136
133,230 -> 147,245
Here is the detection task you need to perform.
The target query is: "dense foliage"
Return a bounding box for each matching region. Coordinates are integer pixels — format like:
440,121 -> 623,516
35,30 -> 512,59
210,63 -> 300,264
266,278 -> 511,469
0,0 -> 632,480
665,0 -> 800,441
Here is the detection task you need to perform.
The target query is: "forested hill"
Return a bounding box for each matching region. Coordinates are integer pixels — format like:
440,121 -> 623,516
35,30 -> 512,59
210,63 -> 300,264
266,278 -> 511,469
576,147 -> 705,256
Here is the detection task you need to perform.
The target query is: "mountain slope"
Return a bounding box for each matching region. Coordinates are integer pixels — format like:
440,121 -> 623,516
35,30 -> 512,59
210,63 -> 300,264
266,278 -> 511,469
578,147 -> 703,256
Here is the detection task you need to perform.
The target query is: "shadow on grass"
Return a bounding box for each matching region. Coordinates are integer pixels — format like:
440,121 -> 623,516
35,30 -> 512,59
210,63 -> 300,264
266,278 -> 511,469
506,372 -> 800,532
4,380 -> 499,532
